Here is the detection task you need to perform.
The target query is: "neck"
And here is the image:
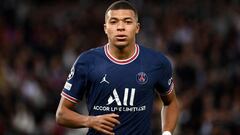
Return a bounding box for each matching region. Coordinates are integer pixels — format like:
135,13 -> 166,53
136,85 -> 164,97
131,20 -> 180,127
108,43 -> 136,60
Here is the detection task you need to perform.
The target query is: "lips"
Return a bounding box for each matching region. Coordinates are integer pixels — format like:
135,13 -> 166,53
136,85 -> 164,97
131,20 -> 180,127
115,35 -> 127,40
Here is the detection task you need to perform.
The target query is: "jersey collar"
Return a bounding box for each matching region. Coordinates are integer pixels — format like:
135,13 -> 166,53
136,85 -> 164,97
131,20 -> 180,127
104,44 -> 140,65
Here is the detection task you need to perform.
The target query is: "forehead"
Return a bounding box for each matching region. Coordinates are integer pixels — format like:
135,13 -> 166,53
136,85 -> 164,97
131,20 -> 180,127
105,9 -> 136,20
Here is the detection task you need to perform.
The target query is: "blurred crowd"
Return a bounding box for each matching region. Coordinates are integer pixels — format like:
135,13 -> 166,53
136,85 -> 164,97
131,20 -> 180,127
0,0 -> 239,135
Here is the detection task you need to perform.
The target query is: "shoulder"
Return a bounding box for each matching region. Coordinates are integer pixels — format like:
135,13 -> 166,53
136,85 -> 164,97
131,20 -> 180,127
139,45 -> 172,67
75,46 -> 104,63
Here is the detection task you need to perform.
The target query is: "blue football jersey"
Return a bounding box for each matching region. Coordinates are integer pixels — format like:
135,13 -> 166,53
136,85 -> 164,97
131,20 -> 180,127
61,44 -> 174,135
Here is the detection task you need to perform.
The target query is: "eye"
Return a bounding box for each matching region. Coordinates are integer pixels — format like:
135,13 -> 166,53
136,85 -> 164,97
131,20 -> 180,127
109,19 -> 117,24
126,21 -> 132,24
125,20 -> 133,24
110,21 -> 116,24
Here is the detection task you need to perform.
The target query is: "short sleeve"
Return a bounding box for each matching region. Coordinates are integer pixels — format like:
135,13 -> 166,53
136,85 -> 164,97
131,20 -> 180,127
61,53 -> 89,103
155,57 -> 174,96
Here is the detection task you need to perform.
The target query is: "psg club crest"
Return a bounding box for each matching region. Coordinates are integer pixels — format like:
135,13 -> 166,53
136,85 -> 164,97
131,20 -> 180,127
136,72 -> 148,85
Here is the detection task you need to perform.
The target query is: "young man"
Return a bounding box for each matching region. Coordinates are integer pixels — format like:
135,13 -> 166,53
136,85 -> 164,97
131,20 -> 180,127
56,1 -> 179,135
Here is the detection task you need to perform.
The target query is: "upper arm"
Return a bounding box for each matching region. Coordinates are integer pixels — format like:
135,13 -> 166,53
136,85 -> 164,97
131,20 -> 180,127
160,89 -> 177,106
154,54 -> 177,106
56,96 -> 77,118
61,53 -> 89,103
56,96 -> 81,125
155,55 -> 174,96
58,96 -> 76,110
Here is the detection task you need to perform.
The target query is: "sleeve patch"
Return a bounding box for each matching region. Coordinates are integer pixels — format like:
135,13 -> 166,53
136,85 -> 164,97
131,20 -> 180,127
64,82 -> 72,90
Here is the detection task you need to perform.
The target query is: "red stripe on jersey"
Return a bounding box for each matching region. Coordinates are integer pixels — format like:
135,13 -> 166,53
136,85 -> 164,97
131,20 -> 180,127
104,44 -> 139,65
61,91 -> 79,103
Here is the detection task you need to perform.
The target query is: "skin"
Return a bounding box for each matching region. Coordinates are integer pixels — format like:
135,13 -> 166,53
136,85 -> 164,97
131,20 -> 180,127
104,9 -> 140,60
56,9 -> 179,135
160,90 -> 180,133
56,97 -> 120,135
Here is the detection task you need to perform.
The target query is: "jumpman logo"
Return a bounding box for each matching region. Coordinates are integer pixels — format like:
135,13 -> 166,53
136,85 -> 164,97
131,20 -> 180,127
100,74 -> 110,84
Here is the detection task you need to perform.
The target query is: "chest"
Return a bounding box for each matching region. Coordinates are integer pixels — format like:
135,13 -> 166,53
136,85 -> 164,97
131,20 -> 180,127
88,58 -> 161,91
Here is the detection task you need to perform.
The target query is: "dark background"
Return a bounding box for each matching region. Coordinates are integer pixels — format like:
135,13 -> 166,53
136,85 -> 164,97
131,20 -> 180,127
0,0 -> 239,135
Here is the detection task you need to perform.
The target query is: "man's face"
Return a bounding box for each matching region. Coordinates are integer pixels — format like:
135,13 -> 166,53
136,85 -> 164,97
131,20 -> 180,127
104,9 -> 140,48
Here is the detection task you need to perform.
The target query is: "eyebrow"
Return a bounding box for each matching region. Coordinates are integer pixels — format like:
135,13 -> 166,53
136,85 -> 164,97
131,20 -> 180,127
109,17 -> 134,20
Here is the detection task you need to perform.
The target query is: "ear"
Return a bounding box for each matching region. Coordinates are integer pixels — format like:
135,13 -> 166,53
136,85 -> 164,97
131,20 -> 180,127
104,24 -> 107,34
135,23 -> 140,34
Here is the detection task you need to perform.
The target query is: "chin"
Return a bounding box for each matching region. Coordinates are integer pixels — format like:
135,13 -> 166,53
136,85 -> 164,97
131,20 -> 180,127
113,41 -> 129,49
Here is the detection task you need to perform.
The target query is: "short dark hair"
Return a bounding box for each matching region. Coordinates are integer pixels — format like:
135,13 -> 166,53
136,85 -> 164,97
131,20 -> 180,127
105,0 -> 138,21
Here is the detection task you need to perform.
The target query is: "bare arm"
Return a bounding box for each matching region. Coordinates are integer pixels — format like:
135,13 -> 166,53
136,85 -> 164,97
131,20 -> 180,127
160,90 -> 179,134
56,97 -> 120,135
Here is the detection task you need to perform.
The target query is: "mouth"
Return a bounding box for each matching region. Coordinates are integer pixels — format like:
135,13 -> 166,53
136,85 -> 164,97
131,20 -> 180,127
115,35 -> 127,40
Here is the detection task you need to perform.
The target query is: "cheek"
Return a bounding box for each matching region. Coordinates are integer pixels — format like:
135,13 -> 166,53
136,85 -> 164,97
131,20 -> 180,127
107,30 -> 114,37
106,27 -> 115,34
127,25 -> 138,32
106,29 -> 115,39
129,27 -> 138,35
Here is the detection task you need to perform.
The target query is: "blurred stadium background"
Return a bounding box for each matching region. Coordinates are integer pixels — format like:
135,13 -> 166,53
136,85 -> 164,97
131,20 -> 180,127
0,0 -> 239,135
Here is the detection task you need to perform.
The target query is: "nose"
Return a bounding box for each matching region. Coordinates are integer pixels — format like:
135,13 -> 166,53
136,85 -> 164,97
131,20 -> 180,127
117,22 -> 125,31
